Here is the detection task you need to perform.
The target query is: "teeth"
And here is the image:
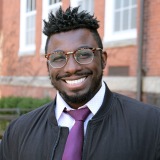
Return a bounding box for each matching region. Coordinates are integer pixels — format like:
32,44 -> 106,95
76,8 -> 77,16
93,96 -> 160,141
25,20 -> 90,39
66,78 -> 86,85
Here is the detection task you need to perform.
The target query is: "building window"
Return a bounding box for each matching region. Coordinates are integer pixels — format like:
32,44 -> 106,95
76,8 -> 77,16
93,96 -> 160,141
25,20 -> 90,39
104,0 -> 137,47
41,0 -> 62,53
114,0 -> 137,32
70,0 -> 94,15
48,0 -> 62,14
49,0 -> 62,5
19,0 -> 36,55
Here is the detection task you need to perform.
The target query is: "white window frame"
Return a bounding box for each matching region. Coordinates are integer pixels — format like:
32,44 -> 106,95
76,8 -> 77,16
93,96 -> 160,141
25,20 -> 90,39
103,0 -> 137,47
41,0 -> 62,53
19,0 -> 36,56
70,0 -> 94,15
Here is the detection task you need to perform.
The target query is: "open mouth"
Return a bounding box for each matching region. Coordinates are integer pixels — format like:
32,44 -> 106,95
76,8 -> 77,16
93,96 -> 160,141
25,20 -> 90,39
65,77 -> 86,85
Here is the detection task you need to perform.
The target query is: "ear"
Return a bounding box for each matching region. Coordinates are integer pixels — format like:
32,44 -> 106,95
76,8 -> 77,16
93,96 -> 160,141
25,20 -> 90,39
101,51 -> 107,69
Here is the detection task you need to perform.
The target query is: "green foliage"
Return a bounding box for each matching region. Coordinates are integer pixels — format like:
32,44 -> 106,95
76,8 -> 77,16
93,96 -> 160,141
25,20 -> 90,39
0,97 -> 52,138
0,96 -> 51,109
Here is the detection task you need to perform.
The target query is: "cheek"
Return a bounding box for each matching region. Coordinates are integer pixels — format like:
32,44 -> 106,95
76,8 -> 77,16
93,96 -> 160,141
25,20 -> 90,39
93,57 -> 104,71
48,67 -> 57,80
101,52 -> 107,69
101,60 -> 105,69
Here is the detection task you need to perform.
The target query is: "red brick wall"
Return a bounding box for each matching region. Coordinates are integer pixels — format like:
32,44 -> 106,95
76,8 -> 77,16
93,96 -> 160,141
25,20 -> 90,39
2,0 -> 48,77
0,0 -> 2,30
1,85 -> 56,99
1,0 -> 107,78
0,0 -> 139,98
101,0 -> 138,77
1,0 -> 139,78
94,0 -> 105,38
104,46 -> 138,76
2,0 -> 20,76
62,0 -> 70,10
143,0 -> 160,76
1,0 -> 160,100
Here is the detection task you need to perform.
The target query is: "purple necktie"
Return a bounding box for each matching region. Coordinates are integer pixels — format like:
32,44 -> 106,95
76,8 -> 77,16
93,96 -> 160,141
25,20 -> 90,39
62,107 -> 91,160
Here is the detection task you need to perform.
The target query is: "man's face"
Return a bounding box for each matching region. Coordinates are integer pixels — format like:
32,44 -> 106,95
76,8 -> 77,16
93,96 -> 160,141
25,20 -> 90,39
47,29 -> 107,109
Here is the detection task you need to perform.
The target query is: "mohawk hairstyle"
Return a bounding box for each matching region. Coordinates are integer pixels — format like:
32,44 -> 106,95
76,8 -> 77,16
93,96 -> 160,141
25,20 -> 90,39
43,6 -> 100,36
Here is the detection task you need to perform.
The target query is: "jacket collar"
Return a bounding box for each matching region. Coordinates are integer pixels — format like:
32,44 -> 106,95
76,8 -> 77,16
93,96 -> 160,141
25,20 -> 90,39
48,83 -> 114,126
91,83 -> 114,120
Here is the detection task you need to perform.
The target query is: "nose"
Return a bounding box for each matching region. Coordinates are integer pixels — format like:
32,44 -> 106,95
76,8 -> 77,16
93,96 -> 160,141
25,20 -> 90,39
63,55 -> 82,73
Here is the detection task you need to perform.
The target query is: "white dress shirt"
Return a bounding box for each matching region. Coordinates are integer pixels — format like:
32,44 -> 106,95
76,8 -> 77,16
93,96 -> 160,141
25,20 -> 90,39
55,81 -> 106,134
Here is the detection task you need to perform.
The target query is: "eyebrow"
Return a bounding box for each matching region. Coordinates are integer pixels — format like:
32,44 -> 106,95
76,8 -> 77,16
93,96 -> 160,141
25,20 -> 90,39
78,45 -> 92,49
51,46 -> 93,53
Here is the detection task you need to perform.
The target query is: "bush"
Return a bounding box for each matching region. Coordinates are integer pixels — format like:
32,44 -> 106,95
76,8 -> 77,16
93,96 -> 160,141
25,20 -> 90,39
0,97 -> 51,109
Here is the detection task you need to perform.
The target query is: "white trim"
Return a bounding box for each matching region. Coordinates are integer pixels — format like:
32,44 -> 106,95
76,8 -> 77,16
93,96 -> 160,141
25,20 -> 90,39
1,76 -> 160,94
143,77 -> 160,94
0,76 -> 52,88
103,0 -> 137,47
41,0 -> 62,54
19,0 -> 36,56
103,38 -> 137,48
103,77 -> 137,92
70,0 -> 94,15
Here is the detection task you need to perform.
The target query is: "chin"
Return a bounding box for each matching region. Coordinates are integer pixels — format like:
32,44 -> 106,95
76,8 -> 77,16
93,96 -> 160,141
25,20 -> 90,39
60,89 -> 94,105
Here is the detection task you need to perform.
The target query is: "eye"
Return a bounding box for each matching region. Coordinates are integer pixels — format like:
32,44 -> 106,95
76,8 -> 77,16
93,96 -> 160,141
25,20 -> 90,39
50,52 -> 66,62
76,49 -> 93,59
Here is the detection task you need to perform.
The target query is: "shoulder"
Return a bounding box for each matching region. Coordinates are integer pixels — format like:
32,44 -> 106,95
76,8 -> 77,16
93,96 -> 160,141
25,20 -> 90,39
1,101 -> 56,158
5,101 -> 55,136
19,101 -> 53,119
112,92 -> 160,119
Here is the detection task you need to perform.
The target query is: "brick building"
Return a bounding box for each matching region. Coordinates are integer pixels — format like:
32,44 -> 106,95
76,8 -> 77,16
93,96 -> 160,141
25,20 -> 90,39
0,0 -> 160,106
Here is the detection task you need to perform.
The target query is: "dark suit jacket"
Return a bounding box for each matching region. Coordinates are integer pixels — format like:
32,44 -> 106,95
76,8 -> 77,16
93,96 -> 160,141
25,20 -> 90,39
1,84 -> 160,160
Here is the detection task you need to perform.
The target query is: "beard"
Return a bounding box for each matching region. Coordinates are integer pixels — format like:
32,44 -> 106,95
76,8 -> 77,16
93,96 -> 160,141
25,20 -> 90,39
51,71 -> 103,105
59,86 -> 95,104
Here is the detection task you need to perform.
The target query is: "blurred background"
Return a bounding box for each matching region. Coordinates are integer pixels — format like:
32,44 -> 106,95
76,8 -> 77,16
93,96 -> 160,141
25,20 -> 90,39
0,0 -> 160,137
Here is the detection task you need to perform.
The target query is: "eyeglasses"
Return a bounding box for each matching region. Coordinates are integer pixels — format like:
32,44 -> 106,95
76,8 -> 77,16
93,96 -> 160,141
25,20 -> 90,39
45,48 -> 102,68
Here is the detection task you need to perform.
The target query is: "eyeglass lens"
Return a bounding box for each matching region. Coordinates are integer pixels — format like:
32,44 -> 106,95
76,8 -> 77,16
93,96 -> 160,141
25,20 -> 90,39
48,48 -> 94,68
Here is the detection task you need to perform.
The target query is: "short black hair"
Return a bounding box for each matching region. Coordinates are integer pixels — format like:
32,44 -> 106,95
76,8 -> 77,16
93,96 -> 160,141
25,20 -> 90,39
43,6 -> 103,53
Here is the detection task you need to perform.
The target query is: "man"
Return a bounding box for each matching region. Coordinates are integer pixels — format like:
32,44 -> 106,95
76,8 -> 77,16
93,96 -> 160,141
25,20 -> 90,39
0,6 -> 160,160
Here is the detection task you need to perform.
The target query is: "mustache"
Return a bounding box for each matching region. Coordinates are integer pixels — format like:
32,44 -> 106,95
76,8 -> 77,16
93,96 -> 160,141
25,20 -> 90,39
56,71 -> 93,80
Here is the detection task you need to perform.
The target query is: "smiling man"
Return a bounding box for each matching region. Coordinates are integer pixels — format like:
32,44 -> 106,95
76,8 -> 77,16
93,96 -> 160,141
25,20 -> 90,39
46,28 -> 106,109
1,6 -> 160,160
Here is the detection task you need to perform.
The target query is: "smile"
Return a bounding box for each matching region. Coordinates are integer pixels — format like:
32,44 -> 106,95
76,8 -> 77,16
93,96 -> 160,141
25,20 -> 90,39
65,77 -> 86,85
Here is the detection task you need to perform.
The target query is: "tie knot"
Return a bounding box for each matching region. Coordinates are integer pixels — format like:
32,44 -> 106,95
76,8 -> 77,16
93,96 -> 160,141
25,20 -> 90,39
65,107 -> 91,121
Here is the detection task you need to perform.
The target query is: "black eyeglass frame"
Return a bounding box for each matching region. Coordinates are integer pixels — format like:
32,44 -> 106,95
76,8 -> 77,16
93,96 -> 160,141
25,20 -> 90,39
45,47 -> 103,68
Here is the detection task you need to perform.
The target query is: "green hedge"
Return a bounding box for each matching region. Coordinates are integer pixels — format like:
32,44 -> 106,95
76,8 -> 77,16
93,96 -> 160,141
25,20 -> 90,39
0,97 -> 51,109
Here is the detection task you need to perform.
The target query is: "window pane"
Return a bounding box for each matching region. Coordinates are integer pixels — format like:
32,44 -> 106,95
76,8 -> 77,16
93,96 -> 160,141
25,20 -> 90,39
123,9 -> 129,30
132,0 -> 136,5
115,0 -> 122,9
26,0 -> 31,12
26,15 -> 35,45
114,0 -> 137,32
114,11 -> 121,31
49,0 -> 55,5
131,7 -> 136,28
49,0 -> 61,5
32,0 -> 36,10
123,0 -> 129,7
26,0 -> 36,12
84,0 -> 94,14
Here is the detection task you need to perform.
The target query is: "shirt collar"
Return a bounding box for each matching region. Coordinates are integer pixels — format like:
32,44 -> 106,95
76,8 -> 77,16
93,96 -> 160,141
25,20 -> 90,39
55,81 -> 106,120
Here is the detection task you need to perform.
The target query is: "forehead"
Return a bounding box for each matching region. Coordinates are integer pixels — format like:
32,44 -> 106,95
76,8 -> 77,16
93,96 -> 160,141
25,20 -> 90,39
47,28 -> 98,52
